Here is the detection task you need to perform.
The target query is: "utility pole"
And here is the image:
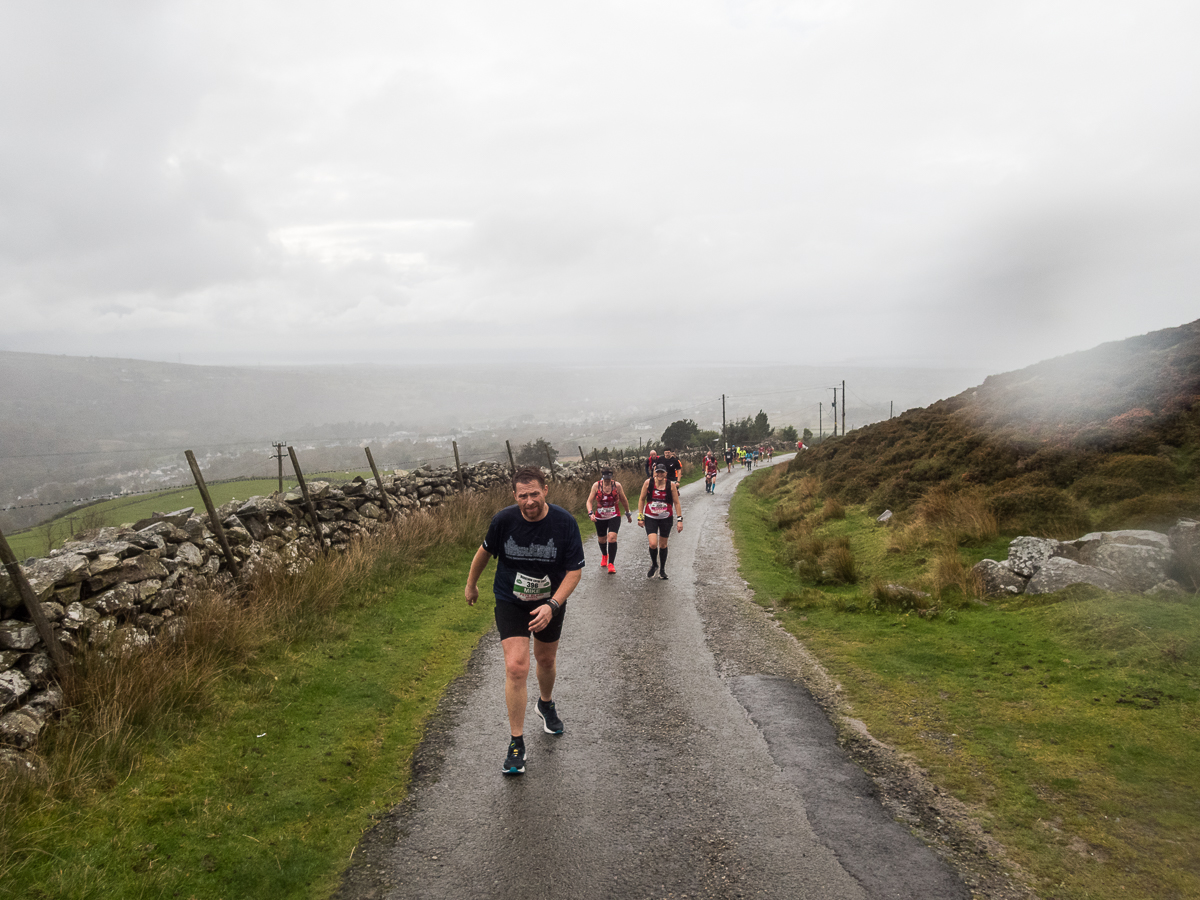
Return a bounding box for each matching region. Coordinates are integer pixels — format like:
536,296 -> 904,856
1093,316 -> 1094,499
819,403 -> 822,441
272,442 -> 286,493
890,401 -> 893,419
842,380 -> 846,436
830,388 -> 838,437
721,394 -> 726,450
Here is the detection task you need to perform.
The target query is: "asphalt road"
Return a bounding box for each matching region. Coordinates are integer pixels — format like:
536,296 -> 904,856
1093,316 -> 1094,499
335,459 -> 971,899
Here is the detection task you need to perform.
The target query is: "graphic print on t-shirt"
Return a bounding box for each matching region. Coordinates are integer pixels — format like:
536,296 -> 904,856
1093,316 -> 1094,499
504,535 -> 558,561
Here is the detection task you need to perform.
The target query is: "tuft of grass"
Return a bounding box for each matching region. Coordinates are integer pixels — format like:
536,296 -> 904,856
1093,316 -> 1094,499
822,544 -> 857,583
986,480 -> 1093,538
820,496 -> 846,522
915,485 -> 998,545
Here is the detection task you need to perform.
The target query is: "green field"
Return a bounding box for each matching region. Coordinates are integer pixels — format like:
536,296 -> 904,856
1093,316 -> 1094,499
4,471 -> 374,561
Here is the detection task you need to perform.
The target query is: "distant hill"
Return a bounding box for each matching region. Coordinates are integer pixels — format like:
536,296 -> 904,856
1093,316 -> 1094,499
789,319 -> 1200,536
0,353 -> 985,532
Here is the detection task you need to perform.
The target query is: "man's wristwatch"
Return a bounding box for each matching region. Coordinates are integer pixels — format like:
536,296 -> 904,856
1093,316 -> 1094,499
547,599 -> 561,612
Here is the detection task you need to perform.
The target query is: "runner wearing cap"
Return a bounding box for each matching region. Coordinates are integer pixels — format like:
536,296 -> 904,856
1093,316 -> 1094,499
586,467 -> 634,574
637,461 -> 683,580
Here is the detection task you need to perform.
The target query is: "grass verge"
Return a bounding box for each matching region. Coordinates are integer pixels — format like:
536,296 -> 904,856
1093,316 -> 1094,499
0,490 -> 502,899
730,468 -> 1200,900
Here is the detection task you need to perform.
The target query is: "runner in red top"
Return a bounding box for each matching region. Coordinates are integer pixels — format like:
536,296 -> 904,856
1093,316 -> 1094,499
637,462 -> 682,580
703,452 -> 719,494
586,467 -> 633,574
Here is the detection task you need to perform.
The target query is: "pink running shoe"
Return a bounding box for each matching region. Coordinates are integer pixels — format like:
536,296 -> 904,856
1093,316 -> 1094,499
607,563 -> 616,574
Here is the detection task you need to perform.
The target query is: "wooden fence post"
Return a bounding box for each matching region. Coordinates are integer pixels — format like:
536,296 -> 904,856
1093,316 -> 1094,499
506,440 -> 516,475
363,447 -> 393,520
545,445 -> 555,481
0,525 -> 69,671
286,447 -> 327,555
185,450 -> 242,580
452,441 -> 467,494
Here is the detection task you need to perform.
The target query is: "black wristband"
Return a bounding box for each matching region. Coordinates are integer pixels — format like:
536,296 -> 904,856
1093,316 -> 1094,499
547,599 -> 561,613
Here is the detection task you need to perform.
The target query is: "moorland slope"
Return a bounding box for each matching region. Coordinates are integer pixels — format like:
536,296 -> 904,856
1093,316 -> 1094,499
789,319 -> 1200,536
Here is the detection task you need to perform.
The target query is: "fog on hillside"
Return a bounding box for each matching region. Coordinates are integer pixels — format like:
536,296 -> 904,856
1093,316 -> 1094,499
0,352 -> 988,532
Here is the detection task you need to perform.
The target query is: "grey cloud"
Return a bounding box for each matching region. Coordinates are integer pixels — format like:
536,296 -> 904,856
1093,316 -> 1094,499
2,1 -> 1199,373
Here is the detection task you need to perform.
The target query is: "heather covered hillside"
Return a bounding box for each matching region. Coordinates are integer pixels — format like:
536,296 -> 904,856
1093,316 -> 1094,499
788,319 -> 1200,536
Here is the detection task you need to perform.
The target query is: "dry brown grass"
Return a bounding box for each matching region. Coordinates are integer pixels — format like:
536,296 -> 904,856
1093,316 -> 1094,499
932,542 -> 985,603
823,544 -> 858,583
820,497 -> 846,522
915,485 -> 998,545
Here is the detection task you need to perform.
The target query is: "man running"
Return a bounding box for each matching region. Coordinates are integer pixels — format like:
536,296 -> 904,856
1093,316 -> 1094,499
703,451 -> 719,493
724,445 -> 734,473
660,448 -> 682,488
586,466 -> 633,573
638,462 -> 682,580
464,466 -> 586,776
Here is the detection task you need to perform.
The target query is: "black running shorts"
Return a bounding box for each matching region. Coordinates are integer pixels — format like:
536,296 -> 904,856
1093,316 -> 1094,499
494,597 -> 566,643
643,516 -> 674,537
593,515 -> 622,537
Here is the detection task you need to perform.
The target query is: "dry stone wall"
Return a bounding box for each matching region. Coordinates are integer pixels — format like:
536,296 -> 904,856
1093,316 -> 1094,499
1,455 -> 641,753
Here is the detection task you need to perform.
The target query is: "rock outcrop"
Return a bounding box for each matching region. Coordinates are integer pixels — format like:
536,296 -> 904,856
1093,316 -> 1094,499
972,518 -> 1199,599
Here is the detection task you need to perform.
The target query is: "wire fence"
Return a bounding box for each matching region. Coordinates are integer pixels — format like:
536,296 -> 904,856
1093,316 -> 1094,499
2,383 -> 891,527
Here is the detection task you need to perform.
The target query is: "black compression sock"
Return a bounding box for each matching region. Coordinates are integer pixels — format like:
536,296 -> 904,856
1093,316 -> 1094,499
649,547 -> 658,564
599,539 -> 607,557
659,547 -> 669,570
608,543 -> 617,562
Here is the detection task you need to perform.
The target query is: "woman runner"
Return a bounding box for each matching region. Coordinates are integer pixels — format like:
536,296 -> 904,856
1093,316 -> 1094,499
703,452 -> 719,493
638,462 -> 683,579
585,467 -> 633,573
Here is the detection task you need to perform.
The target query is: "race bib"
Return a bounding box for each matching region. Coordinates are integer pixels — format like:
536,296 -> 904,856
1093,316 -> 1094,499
596,504 -> 617,518
647,500 -> 671,518
513,572 -> 552,602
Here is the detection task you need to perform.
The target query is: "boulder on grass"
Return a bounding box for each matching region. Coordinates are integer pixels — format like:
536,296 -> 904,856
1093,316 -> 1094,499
973,559 -> 1029,597
1025,557 -> 1128,595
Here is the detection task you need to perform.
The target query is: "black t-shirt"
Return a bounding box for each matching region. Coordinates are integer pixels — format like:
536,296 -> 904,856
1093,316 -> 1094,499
483,504 -> 586,606
662,457 -> 682,481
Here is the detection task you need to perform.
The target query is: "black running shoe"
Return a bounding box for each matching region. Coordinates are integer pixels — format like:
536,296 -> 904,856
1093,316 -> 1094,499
502,739 -> 526,775
647,563 -> 658,578
659,570 -> 669,580
536,698 -> 564,735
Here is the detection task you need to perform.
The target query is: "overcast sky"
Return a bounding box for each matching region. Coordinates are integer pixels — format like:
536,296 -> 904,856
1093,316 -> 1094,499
1,1 -> 1197,372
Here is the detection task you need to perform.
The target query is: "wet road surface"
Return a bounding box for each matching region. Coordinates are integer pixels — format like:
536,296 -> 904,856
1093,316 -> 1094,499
335,460 -> 971,899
